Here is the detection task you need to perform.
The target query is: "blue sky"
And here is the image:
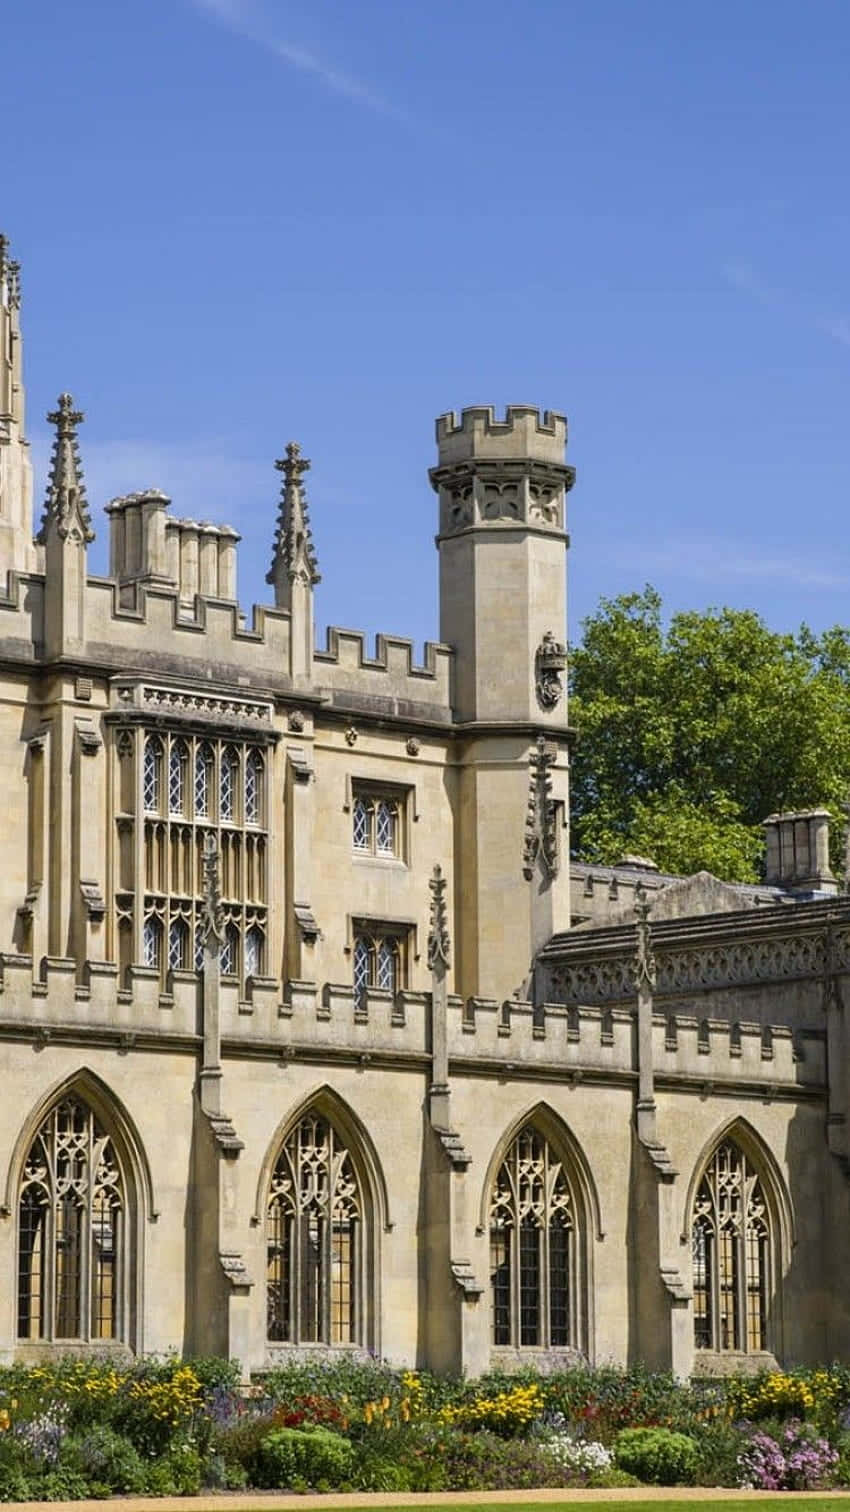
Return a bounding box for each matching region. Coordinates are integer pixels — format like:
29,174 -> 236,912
5,0 -> 850,653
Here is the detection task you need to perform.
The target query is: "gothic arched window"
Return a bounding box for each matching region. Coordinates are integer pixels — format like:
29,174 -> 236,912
220,747 -> 238,822
244,924 -> 264,980
143,735 -> 163,814
245,750 -> 264,827
489,1124 -> 576,1349
194,742 -> 213,818
18,1097 -> 126,1342
168,739 -> 188,816
267,1113 -> 362,1345
692,1139 -> 771,1353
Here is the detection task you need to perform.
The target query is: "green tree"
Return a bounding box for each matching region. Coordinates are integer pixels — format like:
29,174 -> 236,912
569,587 -> 850,882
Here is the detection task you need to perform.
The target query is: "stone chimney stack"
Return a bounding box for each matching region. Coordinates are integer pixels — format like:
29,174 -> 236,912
763,809 -> 837,894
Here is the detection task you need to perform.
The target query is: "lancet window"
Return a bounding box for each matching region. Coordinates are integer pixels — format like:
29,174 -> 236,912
116,728 -> 269,991
692,1139 -> 770,1353
18,1097 -> 127,1343
488,1124 -> 577,1350
266,1113 -> 363,1346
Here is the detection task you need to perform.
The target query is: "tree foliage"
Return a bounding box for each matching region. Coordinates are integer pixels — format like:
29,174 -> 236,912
569,587 -> 850,883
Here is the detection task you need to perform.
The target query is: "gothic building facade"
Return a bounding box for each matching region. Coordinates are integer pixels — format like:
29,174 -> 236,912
0,234 -> 848,1378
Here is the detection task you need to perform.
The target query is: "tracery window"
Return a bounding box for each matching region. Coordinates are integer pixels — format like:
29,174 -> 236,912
692,1139 -> 770,1353
489,1124 -> 576,1349
118,729 -> 269,992
352,788 -> 402,859
266,1113 -> 362,1345
352,927 -> 402,1009
18,1097 -> 126,1343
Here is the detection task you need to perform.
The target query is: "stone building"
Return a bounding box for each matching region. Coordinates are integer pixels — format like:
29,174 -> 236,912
0,233 -> 848,1379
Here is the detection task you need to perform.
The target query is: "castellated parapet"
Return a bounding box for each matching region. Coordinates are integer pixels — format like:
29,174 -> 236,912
1,233 -> 849,1383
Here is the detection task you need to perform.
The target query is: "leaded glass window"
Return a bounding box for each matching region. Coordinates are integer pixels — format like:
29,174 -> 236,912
489,1125 -> 576,1349
351,787 -> 402,859
245,925 -> 263,979
352,928 -> 404,1009
143,736 -> 162,813
245,750 -> 263,826
18,1097 -> 125,1342
169,740 -> 187,816
168,917 -> 189,971
220,748 -> 237,822
143,915 -> 162,969
692,1139 -> 770,1353
221,922 -> 239,975
194,743 -> 212,818
267,1113 -> 362,1345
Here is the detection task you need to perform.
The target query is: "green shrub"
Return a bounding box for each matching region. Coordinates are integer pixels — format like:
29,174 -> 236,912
693,1418 -> 751,1487
142,1442 -> 203,1496
254,1425 -> 355,1489
33,1468 -> 91,1501
587,1465 -> 642,1488
614,1425 -> 698,1484
63,1425 -> 147,1493
0,1467 -> 33,1503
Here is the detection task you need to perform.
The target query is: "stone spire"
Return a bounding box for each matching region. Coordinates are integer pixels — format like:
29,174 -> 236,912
0,234 -> 36,576
267,441 -> 320,608
37,393 -> 94,545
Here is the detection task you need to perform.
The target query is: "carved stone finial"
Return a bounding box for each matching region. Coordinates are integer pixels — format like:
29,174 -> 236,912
267,440 -> 321,602
200,831 -> 225,950
522,735 -> 560,880
37,393 -> 94,546
632,880 -> 657,992
428,864 -> 451,972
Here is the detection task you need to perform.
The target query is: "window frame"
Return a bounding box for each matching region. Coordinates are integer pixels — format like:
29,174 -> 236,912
350,780 -> 408,864
691,1139 -> 772,1355
351,920 -> 408,1009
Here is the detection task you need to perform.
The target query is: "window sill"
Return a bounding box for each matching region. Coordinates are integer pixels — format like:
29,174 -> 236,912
352,854 -> 407,869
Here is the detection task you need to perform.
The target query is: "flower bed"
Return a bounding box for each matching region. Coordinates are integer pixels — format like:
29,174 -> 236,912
2,1357 -> 850,1498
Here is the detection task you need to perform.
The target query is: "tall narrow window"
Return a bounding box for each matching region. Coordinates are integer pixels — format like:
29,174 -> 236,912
245,925 -> 264,979
267,1113 -> 362,1345
488,1124 -> 577,1349
168,739 -> 188,816
143,915 -> 162,970
194,743 -> 213,818
143,736 -> 163,814
220,921 -> 239,975
168,917 -> 189,971
691,1139 -> 771,1353
18,1097 -> 126,1342
245,750 -> 263,826
220,748 -> 238,822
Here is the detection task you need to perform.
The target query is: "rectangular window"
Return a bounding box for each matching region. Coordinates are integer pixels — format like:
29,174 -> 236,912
352,922 -> 408,1008
351,783 -> 407,861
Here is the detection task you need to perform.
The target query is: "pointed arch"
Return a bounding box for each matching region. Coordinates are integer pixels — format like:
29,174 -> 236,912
682,1115 -> 792,1358
5,1068 -> 154,1352
478,1101 -> 603,1241
680,1115 -> 795,1261
478,1102 -> 601,1358
253,1084 -> 391,1233
3,1067 -> 157,1223
254,1086 -> 390,1355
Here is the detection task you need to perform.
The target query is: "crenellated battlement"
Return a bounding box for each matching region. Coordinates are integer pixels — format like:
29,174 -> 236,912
435,406 -> 568,465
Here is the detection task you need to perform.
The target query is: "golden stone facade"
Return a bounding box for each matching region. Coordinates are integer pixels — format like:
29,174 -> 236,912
0,236 -> 848,1377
